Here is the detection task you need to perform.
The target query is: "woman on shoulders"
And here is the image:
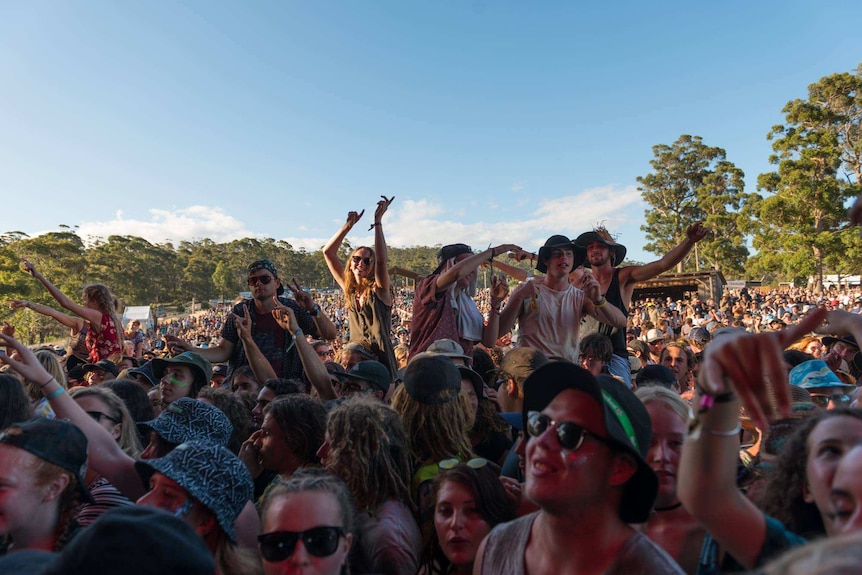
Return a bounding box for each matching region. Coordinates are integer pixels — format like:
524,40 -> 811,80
323,196 -> 397,379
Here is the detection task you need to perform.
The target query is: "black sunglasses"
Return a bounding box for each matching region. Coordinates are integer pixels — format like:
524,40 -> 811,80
258,527 -> 345,561
317,349 -> 335,357
810,393 -> 851,408
351,255 -> 372,266
527,411 -> 607,451
247,275 -> 275,286
86,411 -> 121,425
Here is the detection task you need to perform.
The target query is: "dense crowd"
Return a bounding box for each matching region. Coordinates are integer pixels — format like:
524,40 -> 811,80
3,197 -> 862,575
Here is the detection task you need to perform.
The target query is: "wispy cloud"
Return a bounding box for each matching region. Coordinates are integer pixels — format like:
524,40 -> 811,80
65,186 -> 646,255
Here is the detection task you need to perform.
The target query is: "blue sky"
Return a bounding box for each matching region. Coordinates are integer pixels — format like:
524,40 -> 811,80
2,1 -> 860,265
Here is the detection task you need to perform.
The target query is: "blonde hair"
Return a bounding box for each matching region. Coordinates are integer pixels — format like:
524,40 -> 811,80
25,351 -> 67,402
757,530 -> 862,575
69,386 -> 142,458
635,385 -> 692,424
342,247 -> 377,310
390,384 -> 473,464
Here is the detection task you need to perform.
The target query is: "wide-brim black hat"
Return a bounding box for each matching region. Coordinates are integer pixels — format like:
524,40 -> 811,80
574,229 -> 627,268
536,235 -> 586,274
522,362 -> 657,523
822,335 -> 858,349
432,244 -> 473,276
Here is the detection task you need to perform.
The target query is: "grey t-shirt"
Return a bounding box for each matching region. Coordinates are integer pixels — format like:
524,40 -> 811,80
480,512 -> 686,575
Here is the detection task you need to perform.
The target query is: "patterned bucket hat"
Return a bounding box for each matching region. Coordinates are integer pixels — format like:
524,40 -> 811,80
138,397 -> 232,447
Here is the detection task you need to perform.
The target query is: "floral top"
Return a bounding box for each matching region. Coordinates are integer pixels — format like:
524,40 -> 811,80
86,312 -> 122,362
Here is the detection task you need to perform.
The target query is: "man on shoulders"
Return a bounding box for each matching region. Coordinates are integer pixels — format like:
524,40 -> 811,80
574,223 -> 708,387
167,259 -> 336,383
498,235 -> 626,364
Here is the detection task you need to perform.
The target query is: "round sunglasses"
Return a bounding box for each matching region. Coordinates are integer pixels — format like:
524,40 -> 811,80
258,526 -> 345,562
527,411 -> 609,451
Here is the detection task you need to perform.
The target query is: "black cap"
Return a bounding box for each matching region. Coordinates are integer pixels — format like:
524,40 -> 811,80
403,353 -> 462,405
82,359 -> 119,377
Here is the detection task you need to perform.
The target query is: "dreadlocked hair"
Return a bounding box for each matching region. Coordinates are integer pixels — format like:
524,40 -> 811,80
761,408 -> 862,538
29,455 -> 81,552
324,395 -> 413,516
390,384 -> 473,464
342,246 -> 377,310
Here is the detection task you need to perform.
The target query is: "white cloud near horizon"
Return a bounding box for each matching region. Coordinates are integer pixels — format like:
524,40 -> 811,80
54,186 -> 647,255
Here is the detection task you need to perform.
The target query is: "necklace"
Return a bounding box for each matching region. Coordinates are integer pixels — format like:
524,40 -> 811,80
653,502 -> 683,512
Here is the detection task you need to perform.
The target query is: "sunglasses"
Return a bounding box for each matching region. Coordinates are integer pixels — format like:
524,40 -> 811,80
810,393 -> 852,408
86,411 -> 121,425
527,411 -> 607,451
247,275 -> 275,286
351,255 -> 372,266
317,350 -> 335,357
439,457 -> 488,470
258,527 -> 345,562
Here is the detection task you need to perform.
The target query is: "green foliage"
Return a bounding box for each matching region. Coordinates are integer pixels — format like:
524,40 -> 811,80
637,135 -> 750,276
747,64 -> 862,291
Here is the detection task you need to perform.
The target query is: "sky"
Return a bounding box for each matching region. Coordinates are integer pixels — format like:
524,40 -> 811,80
2,1 -> 861,265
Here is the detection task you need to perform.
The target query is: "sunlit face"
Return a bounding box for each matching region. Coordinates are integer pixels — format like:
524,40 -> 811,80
86,369 -> 109,386
830,444 -> 862,535
579,353 -> 606,376
248,271 -> 281,301
434,480 -> 492,571
0,446 -> 55,540
525,389 -> 614,510
586,242 -> 611,267
460,380 -> 478,428
260,491 -> 352,575
831,341 -> 858,362
645,402 -> 686,508
349,249 -> 374,281
804,416 -> 862,535
545,248 -> 574,278
160,364 -> 195,404
804,340 -> 824,359
661,347 -> 690,387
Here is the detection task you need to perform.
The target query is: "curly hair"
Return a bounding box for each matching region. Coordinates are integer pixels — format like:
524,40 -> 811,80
761,408 -> 862,538
390,384 -> 472,464
324,396 -> 413,515
196,387 -> 254,454
69,386 -> 142,458
420,461 -> 515,574
265,395 -> 327,466
342,246 -> 377,311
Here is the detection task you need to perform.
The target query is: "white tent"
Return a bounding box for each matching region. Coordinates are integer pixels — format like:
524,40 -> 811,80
123,306 -> 155,331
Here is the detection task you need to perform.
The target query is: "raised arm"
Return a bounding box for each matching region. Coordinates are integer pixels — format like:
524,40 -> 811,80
498,280 -> 534,337
481,275 -> 510,348
286,279 -> 337,341
372,196 -> 394,306
233,306 -> 278,383
323,210 -> 364,292
626,222 -> 708,283
271,299 -> 337,401
165,333 -> 233,364
10,299 -> 85,332
678,310 -> 825,569
436,244 -> 522,294
21,259 -> 103,327
0,333 -> 143,499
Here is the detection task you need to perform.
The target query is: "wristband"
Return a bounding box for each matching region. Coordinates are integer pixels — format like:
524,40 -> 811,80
594,297 -> 607,308
293,328 -> 303,338
705,422 -> 742,437
47,387 -> 65,400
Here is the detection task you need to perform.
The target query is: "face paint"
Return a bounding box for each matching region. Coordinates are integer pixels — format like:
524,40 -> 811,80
168,376 -> 190,388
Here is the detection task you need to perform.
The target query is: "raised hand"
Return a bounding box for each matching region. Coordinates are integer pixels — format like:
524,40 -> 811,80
373,195 -> 394,225
687,222 -> 708,243
490,275 -> 509,306
271,297 -> 299,332
814,309 -> 862,349
20,258 -> 36,276
9,299 -> 30,310
345,210 -> 365,229
285,279 -> 314,310
231,305 -> 253,341
699,308 -> 826,429
491,244 -> 523,258
164,334 -> 192,355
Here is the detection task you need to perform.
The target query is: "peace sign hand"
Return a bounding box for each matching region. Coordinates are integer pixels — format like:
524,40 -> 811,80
284,279 -> 314,310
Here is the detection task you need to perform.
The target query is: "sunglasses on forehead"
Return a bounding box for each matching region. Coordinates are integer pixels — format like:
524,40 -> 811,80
247,275 -> 275,286
258,527 -> 345,562
351,255 -> 372,266
527,411 -> 609,451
